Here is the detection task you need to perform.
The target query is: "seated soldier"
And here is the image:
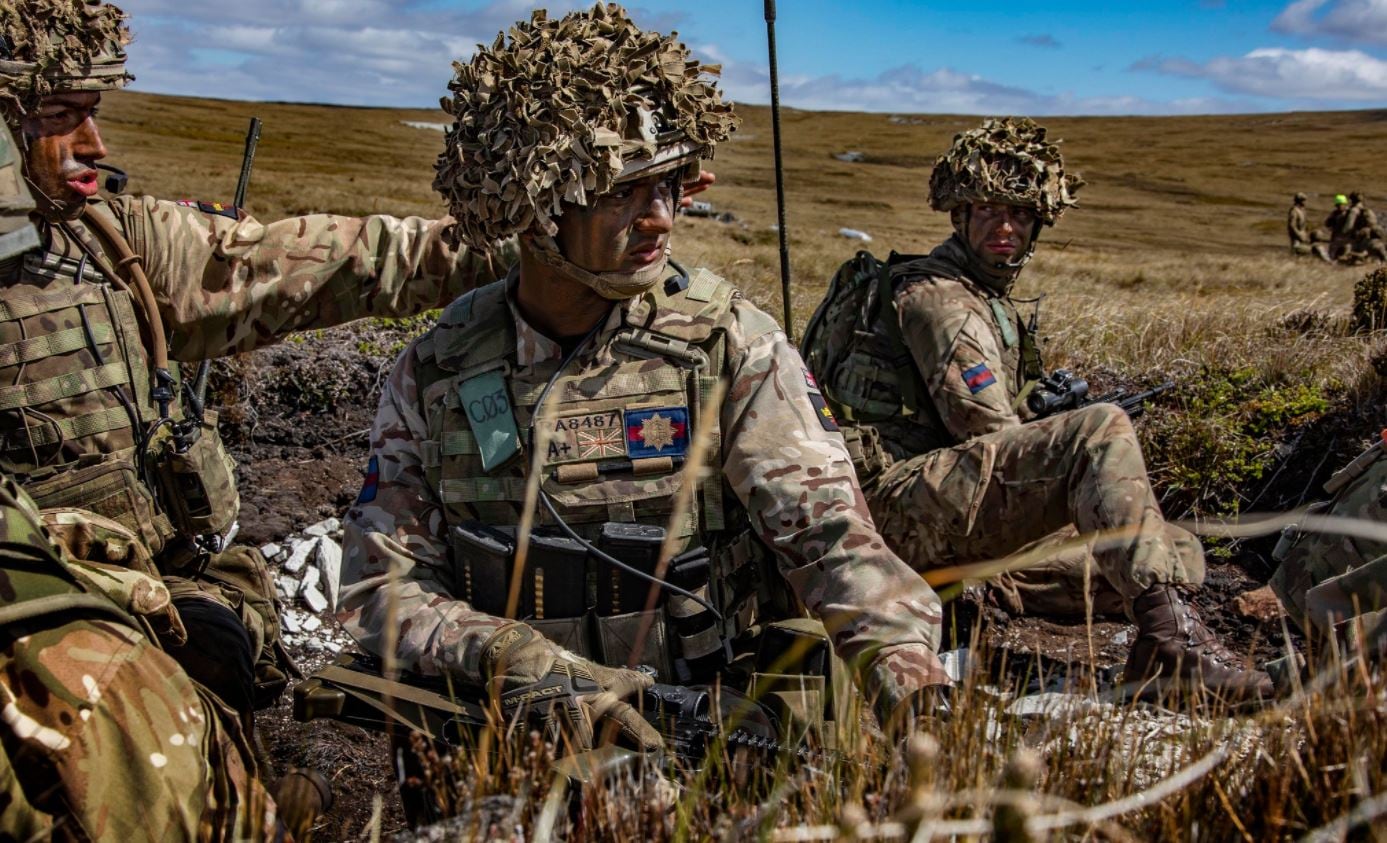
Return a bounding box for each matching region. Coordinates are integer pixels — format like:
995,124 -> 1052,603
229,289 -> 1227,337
805,118 -> 1272,701
337,4 -> 951,749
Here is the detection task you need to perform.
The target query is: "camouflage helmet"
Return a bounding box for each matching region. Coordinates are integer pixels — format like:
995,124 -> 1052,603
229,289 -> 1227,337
0,0 -> 133,121
434,3 -> 738,255
1294,192 -> 1307,203
928,117 -> 1083,226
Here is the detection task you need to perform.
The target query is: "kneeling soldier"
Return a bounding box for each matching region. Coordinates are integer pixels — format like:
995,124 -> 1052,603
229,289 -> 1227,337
338,4 -> 950,750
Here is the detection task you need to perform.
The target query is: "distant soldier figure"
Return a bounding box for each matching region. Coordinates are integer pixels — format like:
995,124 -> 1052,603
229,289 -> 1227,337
339,3 -> 952,747
1288,192 -> 1312,256
0,0 -> 516,725
804,118 -> 1272,701
1324,193 -> 1352,261
1270,431 -> 1387,665
1345,192 -> 1386,264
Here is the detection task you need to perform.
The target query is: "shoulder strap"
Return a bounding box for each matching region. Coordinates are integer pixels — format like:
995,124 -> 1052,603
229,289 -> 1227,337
431,280 -> 512,373
0,561 -> 139,631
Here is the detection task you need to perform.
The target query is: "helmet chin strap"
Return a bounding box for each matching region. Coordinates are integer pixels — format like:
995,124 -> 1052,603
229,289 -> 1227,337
527,232 -> 670,301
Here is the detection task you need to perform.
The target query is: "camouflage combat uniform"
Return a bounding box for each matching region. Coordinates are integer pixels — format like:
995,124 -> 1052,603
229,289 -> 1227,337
1270,432 -> 1387,659
847,236 -> 1205,615
339,268 -> 947,707
1,195 -> 509,712
0,475 -> 280,841
1288,200 -> 1311,256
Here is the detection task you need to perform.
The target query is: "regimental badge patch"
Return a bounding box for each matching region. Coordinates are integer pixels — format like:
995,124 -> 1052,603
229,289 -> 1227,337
176,199 -> 240,220
357,455 -> 379,504
808,392 -> 839,431
547,410 -> 626,464
626,407 -> 690,459
961,362 -> 997,395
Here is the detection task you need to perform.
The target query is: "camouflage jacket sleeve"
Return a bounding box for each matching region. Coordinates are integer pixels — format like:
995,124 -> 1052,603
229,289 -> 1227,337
720,299 -> 943,667
337,342 -> 509,685
895,277 -> 1021,441
104,196 -> 516,361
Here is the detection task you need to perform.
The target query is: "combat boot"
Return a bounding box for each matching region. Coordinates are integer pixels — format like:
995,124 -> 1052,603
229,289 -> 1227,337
1123,583 -> 1273,702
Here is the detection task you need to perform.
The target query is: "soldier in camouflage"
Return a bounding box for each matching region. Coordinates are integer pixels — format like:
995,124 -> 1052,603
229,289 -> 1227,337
1270,430 -> 1387,665
0,0 -> 517,724
1287,192 -> 1318,258
339,4 -> 951,745
0,472 -> 293,841
807,118 -> 1272,701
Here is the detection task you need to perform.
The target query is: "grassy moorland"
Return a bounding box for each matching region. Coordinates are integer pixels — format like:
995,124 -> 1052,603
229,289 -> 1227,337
94,91 -> 1387,840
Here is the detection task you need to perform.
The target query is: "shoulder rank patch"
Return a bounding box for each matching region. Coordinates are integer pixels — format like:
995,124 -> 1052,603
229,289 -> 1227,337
626,407 -> 690,459
357,455 -> 379,504
808,392 -> 839,431
176,199 -> 239,219
961,362 -> 997,395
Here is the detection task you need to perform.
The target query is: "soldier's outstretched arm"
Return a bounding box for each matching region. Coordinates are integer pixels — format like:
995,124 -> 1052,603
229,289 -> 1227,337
101,196 -> 517,360
895,282 -> 1021,439
337,341 -> 511,683
719,302 -> 950,709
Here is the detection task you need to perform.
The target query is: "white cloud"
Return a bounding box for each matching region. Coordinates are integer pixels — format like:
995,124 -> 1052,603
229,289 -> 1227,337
1139,46 -> 1387,101
705,50 -> 1259,116
1272,0 -> 1387,46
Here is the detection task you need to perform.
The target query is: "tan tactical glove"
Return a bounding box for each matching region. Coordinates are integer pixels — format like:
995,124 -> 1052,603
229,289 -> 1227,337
480,623 -> 664,752
862,643 -> 954,738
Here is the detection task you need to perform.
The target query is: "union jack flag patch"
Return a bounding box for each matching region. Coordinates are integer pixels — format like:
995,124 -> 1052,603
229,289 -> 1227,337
961,362 -> 996,394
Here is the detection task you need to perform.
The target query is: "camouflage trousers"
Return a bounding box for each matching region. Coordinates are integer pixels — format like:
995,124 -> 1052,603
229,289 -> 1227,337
163,544 -> 290,716
866,403 -> 1205,616
0,616 -> 278,841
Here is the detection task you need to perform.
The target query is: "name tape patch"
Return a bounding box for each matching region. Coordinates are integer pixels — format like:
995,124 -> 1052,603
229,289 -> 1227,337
546,410 -> 627,464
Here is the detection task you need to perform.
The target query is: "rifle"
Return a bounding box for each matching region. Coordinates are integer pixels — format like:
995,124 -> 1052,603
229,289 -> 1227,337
1026,369 -> 1175,421
292,654 -> 787,773
187,117 -> 262,421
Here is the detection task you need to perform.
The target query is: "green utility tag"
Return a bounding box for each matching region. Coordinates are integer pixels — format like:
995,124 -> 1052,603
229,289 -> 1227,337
458,370 -> 521,473
989,299 -> 1019,349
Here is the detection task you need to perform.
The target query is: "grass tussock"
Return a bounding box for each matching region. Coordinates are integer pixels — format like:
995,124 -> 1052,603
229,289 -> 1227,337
368,634 -> 1385,842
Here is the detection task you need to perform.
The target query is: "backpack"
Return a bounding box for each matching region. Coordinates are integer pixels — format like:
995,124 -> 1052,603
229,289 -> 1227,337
800,251 -> 922,422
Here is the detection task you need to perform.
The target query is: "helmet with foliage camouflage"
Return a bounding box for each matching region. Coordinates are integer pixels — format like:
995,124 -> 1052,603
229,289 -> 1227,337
928,117 -> 1082,226
434,3 -> 738,299
0,0 -> 133,122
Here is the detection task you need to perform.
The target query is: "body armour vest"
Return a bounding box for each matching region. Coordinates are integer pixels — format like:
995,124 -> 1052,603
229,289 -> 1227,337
0,203 -> 238,570
412,268 -> 772,682
813,241 -> 1043,460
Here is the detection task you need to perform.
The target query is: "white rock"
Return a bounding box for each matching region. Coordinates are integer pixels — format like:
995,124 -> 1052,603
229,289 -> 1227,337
259,542 -> 282,561
1006,692 -> 1107,720
280,610 -> 302,634
283,537 -> 319,574
315,538 -> 343,612
304,517 -> 340,538
301,614 -> 323,633
302,584 -> 329,614
1112,629 -> 1131,646
274,575 -> 299,601
322,640 -> 343,654
299,565 -> 321,594
940,648 -> 971,684
838,227 -> 872,242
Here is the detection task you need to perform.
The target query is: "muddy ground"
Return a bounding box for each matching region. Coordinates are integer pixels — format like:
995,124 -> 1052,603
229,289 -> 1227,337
223,321 -> 1300,841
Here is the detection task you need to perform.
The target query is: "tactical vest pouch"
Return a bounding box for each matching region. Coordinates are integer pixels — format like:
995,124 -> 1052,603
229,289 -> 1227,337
24,456 -> 171,560
151,411 -> 239,541
596,608 -> 673,681
840,425 -> 891,482
597,522 -> 665,615
530,616 -> 592,658
449,522 -> 589,619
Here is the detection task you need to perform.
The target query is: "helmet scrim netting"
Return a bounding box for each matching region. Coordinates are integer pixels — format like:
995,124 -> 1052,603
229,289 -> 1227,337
433,3 -> 739,251
928,117 -> 1083,226
0,0 -> 132,120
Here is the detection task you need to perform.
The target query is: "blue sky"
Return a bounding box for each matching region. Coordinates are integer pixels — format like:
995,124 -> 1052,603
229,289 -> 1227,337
119,0 -> 1387,114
